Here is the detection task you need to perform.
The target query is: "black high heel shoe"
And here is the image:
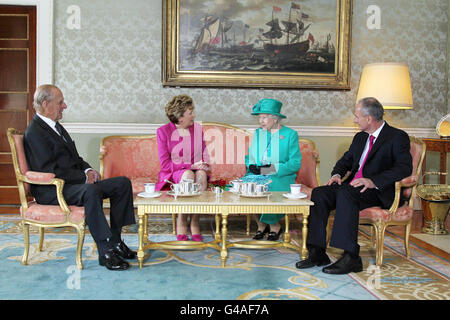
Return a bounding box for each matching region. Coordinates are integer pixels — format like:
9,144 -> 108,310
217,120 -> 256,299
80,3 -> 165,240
253,225 -> 270,240
267,227 -> 284,241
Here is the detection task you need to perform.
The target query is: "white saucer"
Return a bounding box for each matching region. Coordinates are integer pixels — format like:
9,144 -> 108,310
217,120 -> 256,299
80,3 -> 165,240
283,192 -> 307,199
137,192 -> 161,198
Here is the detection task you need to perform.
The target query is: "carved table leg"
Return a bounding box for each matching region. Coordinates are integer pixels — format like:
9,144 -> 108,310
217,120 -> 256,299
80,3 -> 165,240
220,212 -> 228,268
284,214 -> 291,244
215,214 -> 221,241
301,211 -> 309,260
137,212 -> 145,269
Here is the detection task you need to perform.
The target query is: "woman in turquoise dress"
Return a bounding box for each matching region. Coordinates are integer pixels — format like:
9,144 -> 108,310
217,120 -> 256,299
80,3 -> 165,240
243,98 -> 302,241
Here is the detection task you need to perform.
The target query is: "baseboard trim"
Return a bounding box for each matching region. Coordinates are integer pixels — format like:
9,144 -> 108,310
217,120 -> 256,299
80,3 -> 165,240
62,122 -> 438,138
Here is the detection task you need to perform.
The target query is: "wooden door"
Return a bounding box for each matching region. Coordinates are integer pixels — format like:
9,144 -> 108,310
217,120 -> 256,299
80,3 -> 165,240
0,5 -> 36,213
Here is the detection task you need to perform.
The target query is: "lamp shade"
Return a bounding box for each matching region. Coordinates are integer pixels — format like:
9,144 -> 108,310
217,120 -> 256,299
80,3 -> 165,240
356,63 -> 413,110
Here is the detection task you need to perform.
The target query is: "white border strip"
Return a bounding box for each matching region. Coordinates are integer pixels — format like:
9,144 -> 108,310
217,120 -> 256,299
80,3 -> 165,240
0,0 -> 54,84
62,122 -> 438,138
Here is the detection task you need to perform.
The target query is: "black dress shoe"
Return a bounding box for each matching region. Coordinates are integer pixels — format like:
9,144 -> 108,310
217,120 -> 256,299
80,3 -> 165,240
253,225 -> 270,240
113,240 -> 137,260
295,246 -> 331,269
322,252 -> 363,275
99,249 -> 130,270
267,227 -> 283,241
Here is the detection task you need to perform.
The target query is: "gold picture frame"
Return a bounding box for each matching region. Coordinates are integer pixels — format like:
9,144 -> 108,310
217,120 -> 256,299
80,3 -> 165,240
162,0 -> 352,89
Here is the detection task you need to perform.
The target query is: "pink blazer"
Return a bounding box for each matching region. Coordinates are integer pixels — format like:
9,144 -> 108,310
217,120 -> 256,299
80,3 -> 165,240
156,122 -> 209,191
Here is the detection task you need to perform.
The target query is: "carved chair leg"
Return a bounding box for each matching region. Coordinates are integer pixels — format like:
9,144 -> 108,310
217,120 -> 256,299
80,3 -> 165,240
38,227 -> 44,251
375,223 -> 387,267
75,223 -> 85,270
405,221 -> 411,258
22,222 -> 30,265
370,226 -> 376,247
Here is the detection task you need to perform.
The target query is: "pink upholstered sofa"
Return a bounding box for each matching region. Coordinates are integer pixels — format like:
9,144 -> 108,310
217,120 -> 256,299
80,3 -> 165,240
99,122 -> 321,199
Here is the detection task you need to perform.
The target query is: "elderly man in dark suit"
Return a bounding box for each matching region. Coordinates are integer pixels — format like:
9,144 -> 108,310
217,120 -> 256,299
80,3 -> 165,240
23,84 -> 136,271
296,97 -> 412,274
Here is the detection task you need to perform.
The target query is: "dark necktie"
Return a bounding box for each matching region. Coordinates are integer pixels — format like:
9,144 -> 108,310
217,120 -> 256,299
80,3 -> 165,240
351,135 -> 375,182
55,122 -> 67,142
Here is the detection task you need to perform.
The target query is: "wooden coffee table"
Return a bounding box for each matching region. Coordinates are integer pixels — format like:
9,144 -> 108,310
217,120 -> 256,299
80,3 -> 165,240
134,191 -> 313,268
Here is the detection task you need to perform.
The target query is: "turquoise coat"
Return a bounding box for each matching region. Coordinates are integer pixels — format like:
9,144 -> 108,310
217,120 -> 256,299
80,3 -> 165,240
244,126 -> 302,224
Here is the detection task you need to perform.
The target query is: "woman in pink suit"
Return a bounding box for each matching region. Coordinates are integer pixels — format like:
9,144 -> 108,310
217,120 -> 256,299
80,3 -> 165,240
156,95 -> 210,241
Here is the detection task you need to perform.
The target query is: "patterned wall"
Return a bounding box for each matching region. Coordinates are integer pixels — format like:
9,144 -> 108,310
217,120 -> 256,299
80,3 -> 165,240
54,0 -> 449,129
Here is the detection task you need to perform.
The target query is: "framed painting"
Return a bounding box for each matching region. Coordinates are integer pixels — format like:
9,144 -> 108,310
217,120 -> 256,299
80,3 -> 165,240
162,0 -> 352,89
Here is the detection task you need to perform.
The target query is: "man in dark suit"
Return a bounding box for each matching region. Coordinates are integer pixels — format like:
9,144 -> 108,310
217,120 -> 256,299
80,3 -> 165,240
296,97 -> 412,274
24,84 -> 137,270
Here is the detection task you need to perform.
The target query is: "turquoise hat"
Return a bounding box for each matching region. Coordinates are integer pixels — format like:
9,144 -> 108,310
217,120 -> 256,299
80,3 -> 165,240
251,99 -> 286,119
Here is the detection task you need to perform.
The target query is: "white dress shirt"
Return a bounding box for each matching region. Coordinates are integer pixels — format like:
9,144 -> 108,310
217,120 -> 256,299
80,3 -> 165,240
357,121 -> 385,170
331,121 -> 385,182
36,112 -> 60,137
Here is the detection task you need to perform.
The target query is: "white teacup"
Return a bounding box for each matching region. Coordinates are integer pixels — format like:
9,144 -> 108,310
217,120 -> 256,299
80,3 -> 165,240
256,184 -> 269,195
144,183 -> 156,194
170,183 -> 183,194
242,182 -> 257,195
192,183 -> 200,194
290,184 -> 302,195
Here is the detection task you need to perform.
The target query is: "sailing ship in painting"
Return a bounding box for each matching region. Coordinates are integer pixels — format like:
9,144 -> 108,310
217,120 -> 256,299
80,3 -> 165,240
193,15 -> 254,54
261,3 -> 312,57
182,2 -> 335,73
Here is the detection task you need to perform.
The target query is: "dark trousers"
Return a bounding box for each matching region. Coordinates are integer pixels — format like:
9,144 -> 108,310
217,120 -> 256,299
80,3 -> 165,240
41,176 -> 136,244
307,183 -> 382,255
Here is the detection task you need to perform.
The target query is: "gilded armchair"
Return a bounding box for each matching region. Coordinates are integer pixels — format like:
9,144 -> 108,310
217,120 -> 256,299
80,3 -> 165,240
326,136 -> 426,266
358,136 -> 426,266
7,128 -> 86,269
